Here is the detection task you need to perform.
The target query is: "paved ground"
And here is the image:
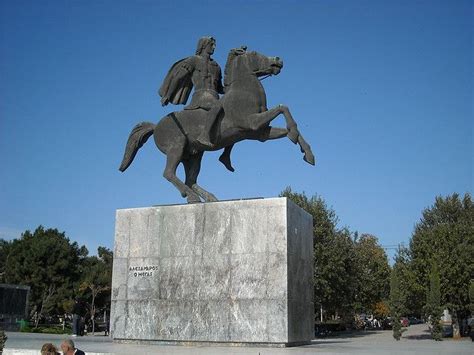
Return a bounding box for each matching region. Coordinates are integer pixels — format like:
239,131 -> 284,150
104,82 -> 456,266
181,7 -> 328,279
4,324 -> 473,354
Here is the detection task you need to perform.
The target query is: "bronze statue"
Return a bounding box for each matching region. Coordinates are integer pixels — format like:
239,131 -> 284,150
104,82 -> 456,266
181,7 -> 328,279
119,39 -> 315,203
159,37 -> 223,147
159,37 -> 235,171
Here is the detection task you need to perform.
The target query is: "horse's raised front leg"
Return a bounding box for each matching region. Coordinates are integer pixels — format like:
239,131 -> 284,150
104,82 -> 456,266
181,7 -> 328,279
297,134 -> 315,165
275,106 -> 315,164
183,153 -> 218,202
163,146 -> 201,203
247,105 -> 299,143
254,126 -> 288,141
248,107 -> 315,165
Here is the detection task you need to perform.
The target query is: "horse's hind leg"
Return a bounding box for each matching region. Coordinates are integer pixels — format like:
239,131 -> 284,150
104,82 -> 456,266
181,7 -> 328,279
183,154 -> 218,202
163,146 -> 201,203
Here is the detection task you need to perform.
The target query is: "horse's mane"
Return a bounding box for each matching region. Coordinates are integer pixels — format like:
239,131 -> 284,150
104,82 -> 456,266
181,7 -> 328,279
224,47 -> 246,90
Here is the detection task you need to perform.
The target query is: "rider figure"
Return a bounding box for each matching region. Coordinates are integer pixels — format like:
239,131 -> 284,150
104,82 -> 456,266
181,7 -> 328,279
159,37 -> 235,171
159,36 -> 223,148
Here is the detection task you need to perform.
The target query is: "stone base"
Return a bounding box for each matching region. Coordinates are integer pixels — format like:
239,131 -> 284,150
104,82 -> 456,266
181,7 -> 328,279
111,197 -> 313,345
113,339 -> 312,347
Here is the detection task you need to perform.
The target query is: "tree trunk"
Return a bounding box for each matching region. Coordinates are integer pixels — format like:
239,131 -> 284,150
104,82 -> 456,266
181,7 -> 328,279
452,311 -> 461,339
35,286 -> 55,328
90,287 -> 96,336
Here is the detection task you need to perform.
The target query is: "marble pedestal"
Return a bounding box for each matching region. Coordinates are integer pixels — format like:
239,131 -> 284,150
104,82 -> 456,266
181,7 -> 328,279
111,197 -> 313,346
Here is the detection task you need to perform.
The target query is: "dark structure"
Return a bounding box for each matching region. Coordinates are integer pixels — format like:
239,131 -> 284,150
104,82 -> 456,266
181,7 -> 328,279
119,38 -> 315,203
0,284 -> 30,331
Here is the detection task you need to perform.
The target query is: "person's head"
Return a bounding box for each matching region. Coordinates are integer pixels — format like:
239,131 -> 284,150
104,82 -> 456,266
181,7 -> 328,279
196,36 -> 216,56
41,343 -> 58,355
60,339 -> 75,354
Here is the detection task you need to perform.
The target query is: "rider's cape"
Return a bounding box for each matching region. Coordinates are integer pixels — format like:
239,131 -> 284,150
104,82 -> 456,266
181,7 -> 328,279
159,58 -> 193,105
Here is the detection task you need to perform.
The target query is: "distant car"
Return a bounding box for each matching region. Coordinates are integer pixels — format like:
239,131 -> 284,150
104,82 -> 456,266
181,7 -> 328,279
381,318 -> 393,330
408,317 -> 423,325
442,324 -> 453,337
401,317 -> 409,327
468,318 -> 474,341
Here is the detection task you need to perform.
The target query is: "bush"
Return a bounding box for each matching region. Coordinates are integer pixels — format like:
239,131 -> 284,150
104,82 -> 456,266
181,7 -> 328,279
21,325 -> 71,335
315,320 -> 347,334
0,330 -> 7,353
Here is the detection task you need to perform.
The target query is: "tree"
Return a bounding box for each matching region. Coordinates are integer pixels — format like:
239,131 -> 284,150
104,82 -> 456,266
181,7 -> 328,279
0,329 -> 7,353
0,239 -> 11,283
79,247 -> 113,335
425,262 -> 442,340
392,245 -> 421,317
373,301 -> 390,320
4,226 -> 88,326
410,193 -> 474,336
389,268 -> 405,340
280,187 -> 358,321
470,280 -> 474,315
353,234 -> 391,314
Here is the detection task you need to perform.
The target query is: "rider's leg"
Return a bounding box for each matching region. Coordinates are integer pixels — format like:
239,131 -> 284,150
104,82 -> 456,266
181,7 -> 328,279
218,145 -> 235,172
196,105 -> 222,147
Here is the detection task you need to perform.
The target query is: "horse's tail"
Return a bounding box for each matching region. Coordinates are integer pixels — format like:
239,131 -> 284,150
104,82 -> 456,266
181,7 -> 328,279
119,122 -> 156,172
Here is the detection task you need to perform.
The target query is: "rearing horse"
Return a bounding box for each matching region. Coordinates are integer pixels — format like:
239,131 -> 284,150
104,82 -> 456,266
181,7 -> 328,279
119,48 -> 315,203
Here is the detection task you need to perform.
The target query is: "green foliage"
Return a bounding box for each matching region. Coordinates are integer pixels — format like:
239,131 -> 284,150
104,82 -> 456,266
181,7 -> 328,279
0,329 -> 7,352
390,268 -> 405,340
470,280 -> 474,314
353,234 -> 391,314
3,226 -> 88,323
20,325 -> 71,334
281,187 -> 357,319
78,247 -> 113,333
392,246 -> 422,317
0,238 -> 12,283
2,225 -> 113,332
426,263 -> 443,341
410,193 -> 473,320
280,188 -> 389,322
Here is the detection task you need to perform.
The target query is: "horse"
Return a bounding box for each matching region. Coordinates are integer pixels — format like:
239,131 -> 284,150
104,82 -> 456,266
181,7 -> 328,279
119,47 -> 315,203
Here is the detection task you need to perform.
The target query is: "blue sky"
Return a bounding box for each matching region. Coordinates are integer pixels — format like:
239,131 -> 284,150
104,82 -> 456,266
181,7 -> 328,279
1,0 -> 472,261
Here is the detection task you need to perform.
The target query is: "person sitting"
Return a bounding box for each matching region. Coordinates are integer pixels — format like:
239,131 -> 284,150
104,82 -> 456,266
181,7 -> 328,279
60,339 -> 85,355
41,343 -> 59,355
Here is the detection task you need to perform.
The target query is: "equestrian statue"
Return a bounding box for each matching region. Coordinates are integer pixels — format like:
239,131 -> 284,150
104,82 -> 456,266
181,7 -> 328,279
119,36 -> 315,203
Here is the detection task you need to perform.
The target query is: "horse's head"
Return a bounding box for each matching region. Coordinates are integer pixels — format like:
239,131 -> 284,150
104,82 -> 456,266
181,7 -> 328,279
224,47 -> 283,88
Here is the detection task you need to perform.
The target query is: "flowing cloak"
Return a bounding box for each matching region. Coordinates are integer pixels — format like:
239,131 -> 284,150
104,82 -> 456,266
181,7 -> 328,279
158,58 -> 193,105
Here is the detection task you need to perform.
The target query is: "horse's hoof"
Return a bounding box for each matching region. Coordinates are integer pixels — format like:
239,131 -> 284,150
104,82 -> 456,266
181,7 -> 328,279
187,195 -> 202,204
304,152 -> 315,165
219,155 -> 235,172
205,194 -> 219,202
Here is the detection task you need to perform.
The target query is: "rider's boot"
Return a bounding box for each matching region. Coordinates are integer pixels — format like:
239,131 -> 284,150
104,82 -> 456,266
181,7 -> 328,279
219,145 -> 235,172
196,105 -> 222,148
